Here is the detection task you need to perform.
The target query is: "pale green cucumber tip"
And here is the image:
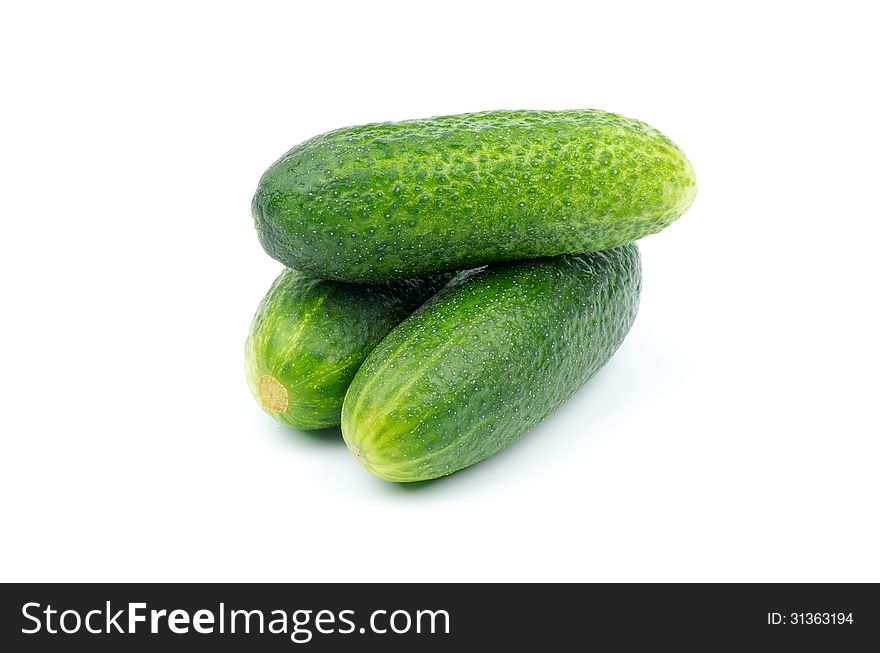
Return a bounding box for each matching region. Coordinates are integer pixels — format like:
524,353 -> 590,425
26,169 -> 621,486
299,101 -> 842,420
342,419 -> 407,482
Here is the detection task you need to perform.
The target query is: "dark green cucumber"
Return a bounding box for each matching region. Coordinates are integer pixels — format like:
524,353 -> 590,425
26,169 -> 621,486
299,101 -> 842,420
341,245 -> 642,481
253,109 -> 693,281
245,268 -> 450,430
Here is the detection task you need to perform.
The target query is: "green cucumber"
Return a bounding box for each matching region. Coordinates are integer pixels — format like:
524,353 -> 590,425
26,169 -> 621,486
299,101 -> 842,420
253,109 -> 693,281
245,268 -> 450,430
341,245 -> 642,481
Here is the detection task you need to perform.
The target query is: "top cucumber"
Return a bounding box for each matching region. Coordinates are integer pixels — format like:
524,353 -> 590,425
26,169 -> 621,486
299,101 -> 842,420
253,109 -> 696,281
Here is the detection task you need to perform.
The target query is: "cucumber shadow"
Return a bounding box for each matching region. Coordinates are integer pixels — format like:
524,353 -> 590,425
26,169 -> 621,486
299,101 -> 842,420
269,421 -> 346,448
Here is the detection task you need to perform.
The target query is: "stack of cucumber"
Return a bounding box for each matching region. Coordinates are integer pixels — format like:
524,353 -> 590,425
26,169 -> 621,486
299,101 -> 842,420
246,109 -> 696,482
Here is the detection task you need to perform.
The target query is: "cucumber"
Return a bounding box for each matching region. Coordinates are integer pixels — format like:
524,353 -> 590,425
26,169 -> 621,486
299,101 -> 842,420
253,109 -> 693,281
245,268 -> 450,430
341,245 -> 642,481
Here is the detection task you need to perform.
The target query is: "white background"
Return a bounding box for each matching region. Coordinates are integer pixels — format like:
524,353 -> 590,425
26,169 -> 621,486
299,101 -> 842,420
2,1 -> 878,582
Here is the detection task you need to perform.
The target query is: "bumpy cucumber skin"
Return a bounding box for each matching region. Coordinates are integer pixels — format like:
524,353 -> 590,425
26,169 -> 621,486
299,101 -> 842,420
253,109 -> 692,281
341,245 -> 642,481
245,268 -> 450,430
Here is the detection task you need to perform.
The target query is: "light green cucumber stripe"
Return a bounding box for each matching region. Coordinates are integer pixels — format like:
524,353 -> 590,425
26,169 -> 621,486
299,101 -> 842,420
284,350 -> 361,390
343,325 -> 426,428
355,398 -> 516,481
348,334 -> 461,451
268,289 -> 329,361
